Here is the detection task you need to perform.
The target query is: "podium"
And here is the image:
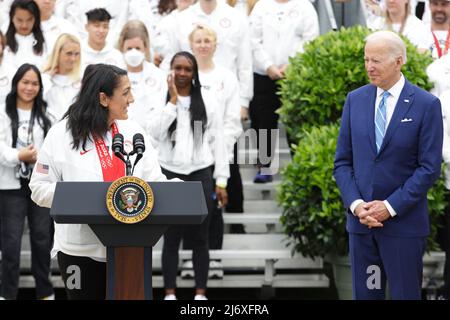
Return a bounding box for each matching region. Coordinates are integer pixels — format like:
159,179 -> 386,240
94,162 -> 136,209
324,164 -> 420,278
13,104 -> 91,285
50,181 -> 208,300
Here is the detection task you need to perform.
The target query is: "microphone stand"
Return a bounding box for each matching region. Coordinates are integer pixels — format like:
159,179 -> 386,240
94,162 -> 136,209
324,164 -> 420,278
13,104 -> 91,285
125,153 -> 133,177
114,151 -> 133,177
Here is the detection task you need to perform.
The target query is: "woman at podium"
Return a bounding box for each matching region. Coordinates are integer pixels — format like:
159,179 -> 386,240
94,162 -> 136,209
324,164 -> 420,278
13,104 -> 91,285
148,51 -> 230,300
29,63 -> 169,300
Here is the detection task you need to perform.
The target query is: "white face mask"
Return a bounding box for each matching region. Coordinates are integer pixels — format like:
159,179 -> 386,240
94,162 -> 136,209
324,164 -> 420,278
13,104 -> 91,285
124,49 -> 145,68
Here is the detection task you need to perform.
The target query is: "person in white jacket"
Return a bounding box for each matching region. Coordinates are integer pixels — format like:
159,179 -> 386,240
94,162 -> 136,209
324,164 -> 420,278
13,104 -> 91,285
149,51 -> 229,301
152,0 -> 195,68
34,0 -> 79,55
81,8 -> 125,70
249,0 -> 319,182
117,20 -> 167,140
29,63 -> 169,300
0,63 -> 54,300
41,33 -> 81,121
161,0 -> 253,122
188,25 -> 243,277
2,0 -> 48,70
54,0 -> 147,45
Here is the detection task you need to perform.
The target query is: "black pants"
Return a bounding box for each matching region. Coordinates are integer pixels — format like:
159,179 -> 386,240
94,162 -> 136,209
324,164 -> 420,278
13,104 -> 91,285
0,184 -> 54,299
161,167 -> 213,289
57,252 -> 106,300
249,73 -> 281,169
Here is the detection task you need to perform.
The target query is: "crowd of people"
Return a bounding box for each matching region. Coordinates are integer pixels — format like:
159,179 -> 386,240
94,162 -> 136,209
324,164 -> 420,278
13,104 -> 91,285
0,0 -> 448,300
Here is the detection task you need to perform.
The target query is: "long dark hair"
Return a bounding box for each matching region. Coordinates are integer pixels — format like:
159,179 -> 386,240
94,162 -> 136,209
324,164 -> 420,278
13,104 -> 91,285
6,0 -> 45,55
64,64 -> 127,151
5,63 -> 51,147
167,51 -> 207,146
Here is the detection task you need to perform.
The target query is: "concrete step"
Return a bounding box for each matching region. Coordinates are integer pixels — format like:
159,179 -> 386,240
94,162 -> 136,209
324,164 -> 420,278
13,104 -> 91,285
243,200 -> 281,213
222,213 -> 281,225
18,273 -> 330,289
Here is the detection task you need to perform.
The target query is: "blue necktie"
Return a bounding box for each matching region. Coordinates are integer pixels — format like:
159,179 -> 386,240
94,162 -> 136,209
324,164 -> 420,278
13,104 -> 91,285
375,91 -> 390,153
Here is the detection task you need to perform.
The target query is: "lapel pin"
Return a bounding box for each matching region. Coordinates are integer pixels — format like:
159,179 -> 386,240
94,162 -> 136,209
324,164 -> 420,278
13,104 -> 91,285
404,99 -> 410,103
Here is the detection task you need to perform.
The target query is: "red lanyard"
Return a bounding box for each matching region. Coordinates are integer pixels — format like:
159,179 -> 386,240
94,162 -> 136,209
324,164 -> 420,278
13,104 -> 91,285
432,29 -> 450,58
93,122 -> 125,181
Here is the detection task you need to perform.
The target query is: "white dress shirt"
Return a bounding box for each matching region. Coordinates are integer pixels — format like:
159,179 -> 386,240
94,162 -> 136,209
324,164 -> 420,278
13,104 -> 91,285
350,75 -> 406,218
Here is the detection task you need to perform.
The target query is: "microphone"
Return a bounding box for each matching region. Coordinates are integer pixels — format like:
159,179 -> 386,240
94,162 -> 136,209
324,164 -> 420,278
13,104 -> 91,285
112,133 -> 125,163
131,133 -> 145,175
133,133 -> 145,156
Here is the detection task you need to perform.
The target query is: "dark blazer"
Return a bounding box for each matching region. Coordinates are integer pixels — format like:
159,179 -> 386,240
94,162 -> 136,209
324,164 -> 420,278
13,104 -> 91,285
333,79 -> 443,237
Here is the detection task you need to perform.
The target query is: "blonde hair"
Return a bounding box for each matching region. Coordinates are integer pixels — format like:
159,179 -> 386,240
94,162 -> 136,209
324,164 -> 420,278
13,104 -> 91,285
188,24 -> 217,44
117,20 -> 151,62
42,33 -> 81,81
227,0 -> 259,15
385,0 -> 411,35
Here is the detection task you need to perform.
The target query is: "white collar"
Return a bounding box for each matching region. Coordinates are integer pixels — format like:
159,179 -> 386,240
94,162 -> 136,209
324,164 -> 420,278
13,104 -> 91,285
376,74 -> 405,99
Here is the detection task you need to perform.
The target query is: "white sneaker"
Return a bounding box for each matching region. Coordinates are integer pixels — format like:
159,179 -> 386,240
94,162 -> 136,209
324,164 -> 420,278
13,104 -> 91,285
40,294 -> 55,300
194,294 -> 208,300
208,260 -> 224,279
0,297 -> 5,301
181,260 -> 194,279
164,294 -> 177,300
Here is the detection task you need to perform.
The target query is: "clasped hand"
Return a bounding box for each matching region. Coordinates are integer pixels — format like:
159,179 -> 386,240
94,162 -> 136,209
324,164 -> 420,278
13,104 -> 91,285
355,200 -> 390,229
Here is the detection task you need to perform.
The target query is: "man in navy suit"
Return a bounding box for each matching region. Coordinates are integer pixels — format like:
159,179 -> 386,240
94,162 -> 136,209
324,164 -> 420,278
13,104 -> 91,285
333,30 -> 443,300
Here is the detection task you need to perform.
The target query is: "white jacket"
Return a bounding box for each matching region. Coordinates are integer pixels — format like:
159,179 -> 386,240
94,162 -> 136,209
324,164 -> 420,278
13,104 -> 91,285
199,65 -> 242,160
29,119 -> 169,260
249,0 -> 319,75
127,61 -> 167,138
81,40 -> 126,70
148,90 -> 230,187
42,74 -> 81,121
41,15 -> 80,55
163,2 -> 253,107
426,53 -> 450,97
55,0 -> 146,45
0,107 -> 51,190
0,63 -> 14,105
2,34 -> 48,70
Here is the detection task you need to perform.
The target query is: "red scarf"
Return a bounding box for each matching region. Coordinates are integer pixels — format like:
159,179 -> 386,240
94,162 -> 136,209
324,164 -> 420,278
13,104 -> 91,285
93,122 -> 125,181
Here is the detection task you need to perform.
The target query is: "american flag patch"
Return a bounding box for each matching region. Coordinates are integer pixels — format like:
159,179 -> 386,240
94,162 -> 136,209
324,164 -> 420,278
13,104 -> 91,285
36,163 -> 49,174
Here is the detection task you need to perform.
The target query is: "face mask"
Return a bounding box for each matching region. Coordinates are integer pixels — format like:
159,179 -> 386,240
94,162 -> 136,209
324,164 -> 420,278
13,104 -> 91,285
124,49 -> 145,67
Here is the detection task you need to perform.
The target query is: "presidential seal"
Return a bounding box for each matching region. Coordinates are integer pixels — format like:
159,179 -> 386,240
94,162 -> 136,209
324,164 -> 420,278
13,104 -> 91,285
106,176 -> 154,224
